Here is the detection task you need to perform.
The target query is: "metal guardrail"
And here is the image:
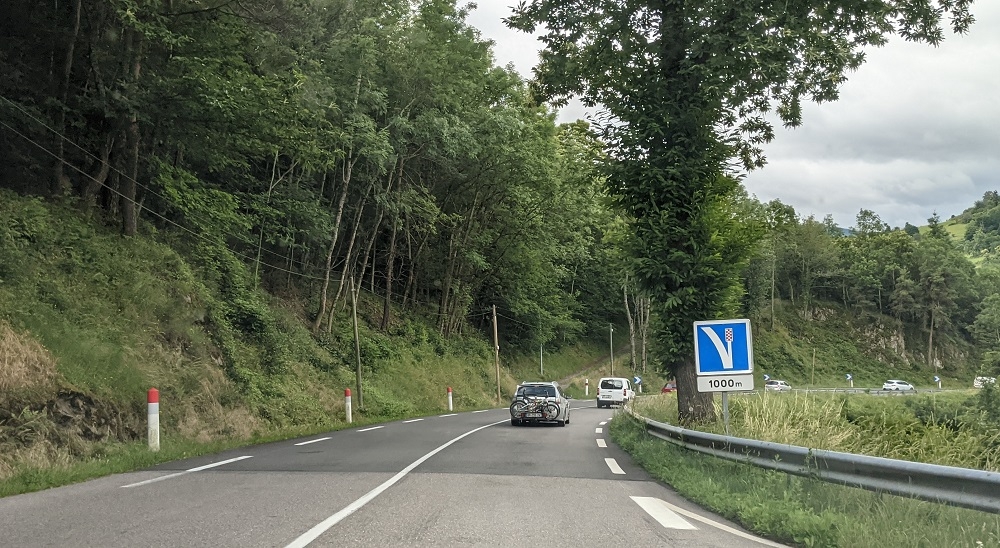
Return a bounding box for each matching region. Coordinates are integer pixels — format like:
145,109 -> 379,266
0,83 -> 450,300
627,408 -> 1000,514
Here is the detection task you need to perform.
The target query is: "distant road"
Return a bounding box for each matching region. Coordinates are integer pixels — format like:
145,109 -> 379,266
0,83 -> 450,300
0,403 -> 784,547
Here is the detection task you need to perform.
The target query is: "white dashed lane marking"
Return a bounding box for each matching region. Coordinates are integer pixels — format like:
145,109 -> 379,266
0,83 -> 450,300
599,421 -> 607,425
596,439 -> 607,448
439,414 -> 457,417
630,497 -> 697,530
295,437 -> 330,446
605,458 -> 625,475
595,427 -> 603,434
358,426 -> 384,432
121,456 -> 254,488
403,419 -> 423,423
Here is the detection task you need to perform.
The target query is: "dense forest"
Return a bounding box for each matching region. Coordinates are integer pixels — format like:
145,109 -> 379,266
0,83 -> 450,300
1,0 -> 632,354
2,0 -> 995,402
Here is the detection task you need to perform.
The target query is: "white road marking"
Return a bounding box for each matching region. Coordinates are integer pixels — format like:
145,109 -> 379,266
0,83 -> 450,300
285,419 -> 508,548
599,421 -> 608,425
439,413 -> 457,417
631,496 -> 698,530
605,458 -> 626,475
295,437 -> 331,446
596,439 -> 607,448
595,427 -> 603,434
636,496 -> 787,547
403,419 -> 424,423
473,410 -> 489,413
358,426 -> 384,432
121,456 -> 253,488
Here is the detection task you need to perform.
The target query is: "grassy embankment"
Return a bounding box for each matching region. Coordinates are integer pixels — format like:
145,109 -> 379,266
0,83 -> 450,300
611,392 -> 1000,547
0,192 -> 606,497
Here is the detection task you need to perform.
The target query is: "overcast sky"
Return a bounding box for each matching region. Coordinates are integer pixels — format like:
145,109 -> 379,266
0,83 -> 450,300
466,3 -> 1000,230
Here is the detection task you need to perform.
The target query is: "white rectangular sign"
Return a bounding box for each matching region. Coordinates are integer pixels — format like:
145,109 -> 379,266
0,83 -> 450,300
697,374 -> 754,393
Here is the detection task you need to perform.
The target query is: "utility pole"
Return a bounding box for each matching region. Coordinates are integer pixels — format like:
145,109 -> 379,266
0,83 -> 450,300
350,275 -> 363,408
610,323 -> 614,376
493,305 -> 501,403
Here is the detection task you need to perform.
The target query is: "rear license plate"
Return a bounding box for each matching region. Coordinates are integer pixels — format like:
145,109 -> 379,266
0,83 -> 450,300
525,413 -> 542,418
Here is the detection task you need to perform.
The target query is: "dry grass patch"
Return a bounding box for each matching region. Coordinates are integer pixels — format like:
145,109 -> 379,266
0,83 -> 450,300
0,321 -> 60,391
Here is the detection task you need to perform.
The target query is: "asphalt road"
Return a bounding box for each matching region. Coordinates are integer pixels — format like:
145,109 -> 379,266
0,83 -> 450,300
0,402 -> 785,547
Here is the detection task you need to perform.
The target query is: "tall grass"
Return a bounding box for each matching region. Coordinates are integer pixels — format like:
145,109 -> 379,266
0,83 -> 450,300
634,391 -> 1000,471
617,392 -> 1000,546
611,416 -> 1000,547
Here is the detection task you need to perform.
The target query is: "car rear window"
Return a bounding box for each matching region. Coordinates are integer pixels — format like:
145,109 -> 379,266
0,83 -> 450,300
601,379 -> 623,389
518,385 -> 556,397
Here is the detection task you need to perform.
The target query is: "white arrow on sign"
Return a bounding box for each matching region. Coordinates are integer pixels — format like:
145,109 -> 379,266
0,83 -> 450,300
700,326 -> 734,370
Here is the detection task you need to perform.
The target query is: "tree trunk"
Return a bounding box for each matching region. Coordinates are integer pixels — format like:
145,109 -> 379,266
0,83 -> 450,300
313,156 -> 357,332
380,216 -> 398,330
122,34 -> 143,237
82,134 -> 114,210
333,180 -> 376,311
927,306 -> 936,368
623,278 -> 637,370
52,0 -> 82,197
676,355 -> 715,424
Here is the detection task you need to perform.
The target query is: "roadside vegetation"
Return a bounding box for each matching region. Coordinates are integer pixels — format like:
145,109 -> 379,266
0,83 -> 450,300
610,392 -> 1000,547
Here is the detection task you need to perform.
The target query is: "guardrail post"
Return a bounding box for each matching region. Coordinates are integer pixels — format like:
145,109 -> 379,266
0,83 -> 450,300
585,378 -> 589,397
147,388 -> 160,452
345,388 -> 353,423
447,386 -> 453,411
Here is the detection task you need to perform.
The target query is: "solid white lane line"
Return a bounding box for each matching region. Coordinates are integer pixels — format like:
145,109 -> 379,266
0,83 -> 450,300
403,419 -> 424,423
439,413 -> 457,417
596,439 -> 607,448
285,419 -> 508,548
358,426 -> 384,432
121,456 -> 253,488
295,437 -> 331,446
595,427 -> 603,434
630,496 -> 697,530
605,458 -> 626,475
639,497 -> 787,547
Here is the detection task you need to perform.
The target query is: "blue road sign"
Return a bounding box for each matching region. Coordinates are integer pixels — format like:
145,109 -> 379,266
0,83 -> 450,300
763,374 -> 770,381
633,376 -> 642,385
934,375 -> 940,382
694,319 -> 753,376
846,373 -> 853,381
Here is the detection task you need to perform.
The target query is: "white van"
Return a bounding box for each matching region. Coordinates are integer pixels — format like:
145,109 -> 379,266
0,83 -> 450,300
597,377 -> 635,408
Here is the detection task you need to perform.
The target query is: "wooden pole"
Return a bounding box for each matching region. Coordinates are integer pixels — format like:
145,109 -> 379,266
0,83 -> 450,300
351,276 -> 363,408
493,305 -> 501,403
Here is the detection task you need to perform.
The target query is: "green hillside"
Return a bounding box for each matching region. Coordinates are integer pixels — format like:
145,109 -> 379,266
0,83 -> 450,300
0,193 -> 606,493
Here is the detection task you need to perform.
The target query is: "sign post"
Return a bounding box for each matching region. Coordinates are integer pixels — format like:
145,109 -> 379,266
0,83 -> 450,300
934,375 -> 941,389
846,373 -> 853,388
694,319 -> 754,435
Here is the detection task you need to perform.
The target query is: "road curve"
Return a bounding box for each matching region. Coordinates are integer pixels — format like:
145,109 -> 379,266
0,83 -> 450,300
0,402 -> 784,547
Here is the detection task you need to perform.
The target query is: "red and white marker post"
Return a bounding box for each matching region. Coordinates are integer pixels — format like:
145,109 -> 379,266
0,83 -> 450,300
147,388 -> 160,452
345,388 -> 353,423
585,378 -> 589,397
447,386 -> 453,411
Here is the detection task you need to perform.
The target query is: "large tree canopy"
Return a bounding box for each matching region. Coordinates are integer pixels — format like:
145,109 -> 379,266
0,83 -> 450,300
508,0 -> 974,421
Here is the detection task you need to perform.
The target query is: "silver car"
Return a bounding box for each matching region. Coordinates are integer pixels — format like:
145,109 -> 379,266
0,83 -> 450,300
510,382 -> 571,427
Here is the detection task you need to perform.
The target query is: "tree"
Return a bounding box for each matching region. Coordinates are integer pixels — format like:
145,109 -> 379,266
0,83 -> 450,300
508,0 -> 973,422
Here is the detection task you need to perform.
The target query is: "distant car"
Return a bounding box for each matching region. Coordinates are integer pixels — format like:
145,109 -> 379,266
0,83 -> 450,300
661,380 -> 677,393
597,377 -> 635,408
510,382 -> 570,426
764,379 -> 791,392
974,376 -> 997,388
883,379 -> 915,391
